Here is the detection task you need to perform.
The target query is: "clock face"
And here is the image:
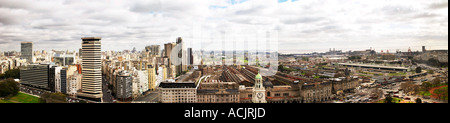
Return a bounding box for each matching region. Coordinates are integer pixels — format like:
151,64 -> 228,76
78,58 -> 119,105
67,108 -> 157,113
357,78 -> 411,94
257,92 -> 264,99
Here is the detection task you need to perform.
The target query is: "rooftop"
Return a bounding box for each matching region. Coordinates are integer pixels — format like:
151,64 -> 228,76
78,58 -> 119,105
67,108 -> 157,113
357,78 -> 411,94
81,37 -> 102,40
159,82 -> 197,88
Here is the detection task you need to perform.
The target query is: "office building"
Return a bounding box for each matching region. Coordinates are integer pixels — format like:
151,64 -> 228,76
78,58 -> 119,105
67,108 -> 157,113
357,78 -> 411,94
158,82 -> 197,103
79,37 -> 103,101
20,64 -> 50,90
20,64 -> 68,94
21,42 -> 33,63
60,69 -> 67,94
187,48 -> 193,65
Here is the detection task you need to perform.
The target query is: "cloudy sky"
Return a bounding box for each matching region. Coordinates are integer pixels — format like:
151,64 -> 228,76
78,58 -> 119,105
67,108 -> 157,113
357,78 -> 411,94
0,0 -> 448,53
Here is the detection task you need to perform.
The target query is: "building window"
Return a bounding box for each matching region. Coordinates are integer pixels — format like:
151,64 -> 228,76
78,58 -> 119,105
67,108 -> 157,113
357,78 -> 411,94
275,93 -> 280,97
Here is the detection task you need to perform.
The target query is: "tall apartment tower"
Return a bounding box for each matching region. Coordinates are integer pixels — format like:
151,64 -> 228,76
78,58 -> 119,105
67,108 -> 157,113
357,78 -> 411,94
148,65 -> 156,91
21,42 -> 33,63
79,37 -> 103,101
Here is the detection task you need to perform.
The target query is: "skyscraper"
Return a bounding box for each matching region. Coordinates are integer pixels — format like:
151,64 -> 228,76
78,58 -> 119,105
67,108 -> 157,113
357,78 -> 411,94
79,37 -> 103,101
21,42 -> 33,63
175,37 -> 187,75
187,48 -> 193,65
164,43 -> 176,59
164,42 -> 176,78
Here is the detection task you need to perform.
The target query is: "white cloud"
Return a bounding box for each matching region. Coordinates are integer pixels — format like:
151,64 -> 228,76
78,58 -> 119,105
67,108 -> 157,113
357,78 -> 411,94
0,0 -> 447,53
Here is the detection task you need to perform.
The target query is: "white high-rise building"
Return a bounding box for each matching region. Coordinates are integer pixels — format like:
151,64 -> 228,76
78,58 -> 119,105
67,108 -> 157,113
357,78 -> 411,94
79,37 -> 103,101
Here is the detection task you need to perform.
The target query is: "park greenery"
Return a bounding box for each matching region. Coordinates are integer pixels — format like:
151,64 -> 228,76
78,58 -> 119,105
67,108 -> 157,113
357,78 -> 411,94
0,69 -> 20,79
39,92 -> 68,103
0,92 -> 41,103
0,78 -> 19,98
415,67 -> 422,74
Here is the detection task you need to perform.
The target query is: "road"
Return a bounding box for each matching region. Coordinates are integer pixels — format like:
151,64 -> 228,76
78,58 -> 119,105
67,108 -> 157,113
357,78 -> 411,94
102,75 -> 114,103
133,91 -> 159,103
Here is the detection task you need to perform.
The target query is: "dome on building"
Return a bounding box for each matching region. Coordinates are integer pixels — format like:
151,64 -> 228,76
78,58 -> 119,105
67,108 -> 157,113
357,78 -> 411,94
255,73 -> 262,80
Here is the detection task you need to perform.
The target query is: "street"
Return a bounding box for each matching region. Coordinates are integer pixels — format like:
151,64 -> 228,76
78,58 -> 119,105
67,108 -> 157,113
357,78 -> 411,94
133,90 -> 160,103
102,75 -> 114,102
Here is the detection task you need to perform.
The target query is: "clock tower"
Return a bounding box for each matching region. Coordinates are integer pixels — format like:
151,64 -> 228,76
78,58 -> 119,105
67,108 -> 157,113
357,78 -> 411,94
252,73 -> 267,103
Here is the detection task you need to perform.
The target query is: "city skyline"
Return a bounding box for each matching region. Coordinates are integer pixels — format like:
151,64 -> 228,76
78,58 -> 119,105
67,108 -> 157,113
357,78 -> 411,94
0,0 -> 448,53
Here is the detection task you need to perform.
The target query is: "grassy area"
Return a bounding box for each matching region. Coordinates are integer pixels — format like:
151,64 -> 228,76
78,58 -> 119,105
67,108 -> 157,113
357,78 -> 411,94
376,98 -> 403,103
6,92 -> 41,103
419,91 -> 432,96
0,99 -> 14,103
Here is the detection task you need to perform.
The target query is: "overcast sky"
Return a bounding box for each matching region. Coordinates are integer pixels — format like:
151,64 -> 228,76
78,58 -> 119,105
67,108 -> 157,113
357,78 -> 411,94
0,0 -> 448,53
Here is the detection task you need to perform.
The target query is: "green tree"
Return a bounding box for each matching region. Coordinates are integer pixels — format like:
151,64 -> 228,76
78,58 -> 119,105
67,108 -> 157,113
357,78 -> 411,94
384,96 -> 393,103
421,82 -> 432,91
40,92 -> 68,103
415,98 -> 422,103
434,87 -> 448,101
3,69 -> 20,79
0,78 -> 19,97
278,65 -> 284,72
431,78 -> 441,87
415,67 -> 422,74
